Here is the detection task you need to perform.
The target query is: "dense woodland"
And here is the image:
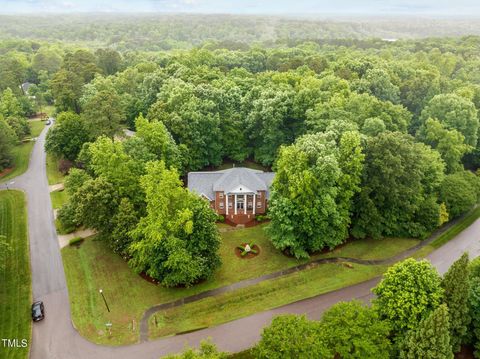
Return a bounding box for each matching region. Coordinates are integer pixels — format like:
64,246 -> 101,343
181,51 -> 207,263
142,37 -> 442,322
2,15 -> 480,356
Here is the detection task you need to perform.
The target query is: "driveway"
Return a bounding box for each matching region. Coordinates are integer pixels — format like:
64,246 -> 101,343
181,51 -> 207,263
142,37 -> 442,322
8,125 -> 480,359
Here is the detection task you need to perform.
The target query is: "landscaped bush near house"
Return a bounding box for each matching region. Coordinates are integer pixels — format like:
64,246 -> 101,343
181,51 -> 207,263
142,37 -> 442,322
69,237 -> 84,246
57,202 -> 79,234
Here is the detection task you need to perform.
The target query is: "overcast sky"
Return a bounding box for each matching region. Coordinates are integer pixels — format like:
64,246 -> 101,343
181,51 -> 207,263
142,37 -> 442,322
1,0 -> 480,15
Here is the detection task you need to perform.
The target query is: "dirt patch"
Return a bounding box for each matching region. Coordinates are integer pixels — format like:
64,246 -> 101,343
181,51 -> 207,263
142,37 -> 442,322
235,244 -> 261,259
139,272 -> 160,285
0,167 -> 14,178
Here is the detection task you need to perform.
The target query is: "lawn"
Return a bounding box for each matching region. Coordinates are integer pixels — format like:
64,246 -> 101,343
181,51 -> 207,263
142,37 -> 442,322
0,190 -> 31,359
0,142 -> 34,183
28,120 -> 45,138
46,154 -> 65,185
61,223 -> 419,345
50,190 -> 68,210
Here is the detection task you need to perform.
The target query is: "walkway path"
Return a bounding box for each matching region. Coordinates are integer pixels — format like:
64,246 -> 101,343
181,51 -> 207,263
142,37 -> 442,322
8,124 -> 480,359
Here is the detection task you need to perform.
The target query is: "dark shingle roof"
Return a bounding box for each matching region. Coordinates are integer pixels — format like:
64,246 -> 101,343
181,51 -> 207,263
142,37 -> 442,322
188,167 -> 275,199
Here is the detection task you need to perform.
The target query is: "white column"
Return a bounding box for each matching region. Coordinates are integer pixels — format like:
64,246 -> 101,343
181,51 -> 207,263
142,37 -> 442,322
244,194 -> 246,214
234,194 -> 237,215
226,193 -> 229,215
253,193 -> 256,215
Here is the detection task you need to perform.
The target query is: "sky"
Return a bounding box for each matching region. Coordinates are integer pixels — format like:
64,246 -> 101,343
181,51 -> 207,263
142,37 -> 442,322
1,0 -> 480,16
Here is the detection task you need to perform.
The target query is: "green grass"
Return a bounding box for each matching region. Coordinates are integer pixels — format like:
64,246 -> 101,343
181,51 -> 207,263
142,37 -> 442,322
61,223 -> 419,345
46,154 -> 64,185
28,120 -> 45,138
0,142 -> 34,183
0,190 -> 31,359
148,262 -> 387,339
50,190 -> 68,210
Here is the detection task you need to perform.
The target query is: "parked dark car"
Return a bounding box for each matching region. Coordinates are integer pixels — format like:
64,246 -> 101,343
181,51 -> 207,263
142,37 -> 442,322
32,301 -> 45,322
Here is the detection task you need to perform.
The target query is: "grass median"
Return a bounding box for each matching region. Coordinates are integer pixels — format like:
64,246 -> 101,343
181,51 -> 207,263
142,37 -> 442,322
0,190 -> 31,359
61,223 -> 418,345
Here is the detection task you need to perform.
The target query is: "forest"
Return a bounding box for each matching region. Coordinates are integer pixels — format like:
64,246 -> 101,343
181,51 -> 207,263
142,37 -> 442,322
1,15 -> 480,356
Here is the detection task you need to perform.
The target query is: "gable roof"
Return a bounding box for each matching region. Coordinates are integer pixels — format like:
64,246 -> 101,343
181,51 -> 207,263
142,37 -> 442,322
188,167 -> 275,199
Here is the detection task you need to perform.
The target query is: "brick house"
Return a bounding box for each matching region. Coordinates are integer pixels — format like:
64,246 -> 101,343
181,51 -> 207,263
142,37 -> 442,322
187,167 -> 275,225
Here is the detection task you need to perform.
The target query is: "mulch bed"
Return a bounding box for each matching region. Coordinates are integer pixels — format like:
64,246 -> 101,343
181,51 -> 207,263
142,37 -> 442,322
139,272 -> 160,285
235,243 -> 260,259
0,167 -> 13,178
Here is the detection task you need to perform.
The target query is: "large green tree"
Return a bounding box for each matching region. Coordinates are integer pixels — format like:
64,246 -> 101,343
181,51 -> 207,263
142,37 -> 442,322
268,131 -> 363,258
130,161 -> 221,287
440,171 -> 480,218
0,118 -> 16,170
442,253 -> 471,353
399,304 -> 453,359
373,258 -> 444,335
82,90 -> 124,139
419,94 -> 479,147
319,301 -> 392,358
45,111 -> 90,161
254,315 -> 331,359
352,132 -> 445,239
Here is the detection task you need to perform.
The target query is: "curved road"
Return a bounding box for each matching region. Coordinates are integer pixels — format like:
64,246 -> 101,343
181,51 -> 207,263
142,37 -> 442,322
7,125 -> 480,359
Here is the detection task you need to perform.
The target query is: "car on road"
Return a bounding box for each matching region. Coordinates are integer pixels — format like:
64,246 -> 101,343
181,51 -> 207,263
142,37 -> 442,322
46,119 -> 51,125
31,301 -> 45,322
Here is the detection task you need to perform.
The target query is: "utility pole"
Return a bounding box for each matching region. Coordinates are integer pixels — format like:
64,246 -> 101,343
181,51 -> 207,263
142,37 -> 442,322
99,289 -> 110,312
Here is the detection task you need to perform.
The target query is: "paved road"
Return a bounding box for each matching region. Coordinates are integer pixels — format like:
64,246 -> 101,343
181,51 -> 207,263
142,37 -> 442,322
7,125 -> 480,359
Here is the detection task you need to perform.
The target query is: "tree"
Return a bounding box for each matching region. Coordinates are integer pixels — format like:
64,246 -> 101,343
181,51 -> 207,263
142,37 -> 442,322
134,114 -> 181,169
267,131 -> 363,258
95,48 -> 122,76
419,94 -> 479,147
50,69 -> 83,113
399,304 -> 453,359
440,171 -> 480,218
129,161 -> 221,287
110,198 -> 138,257
469,277 -> 480,357
0,88 -> 22,118
148,79 -> 223,171
319,301 -> 392,358
254,315 -> 331,359
417,118 -> 471,173
45,112 -> 90,161
86,136 -> 144,205
441,253 -> 470,353
64,168 -> 92,196
352,132 -> 445,239
82,90 -> 124,139
373,258 -> 444,335
0,118 -> 16,171
164,340 -> 227,359
70,177 -> 120,236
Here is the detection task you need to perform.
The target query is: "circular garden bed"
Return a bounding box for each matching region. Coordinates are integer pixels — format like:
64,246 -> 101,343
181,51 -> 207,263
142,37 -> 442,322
235,243 -> 260,259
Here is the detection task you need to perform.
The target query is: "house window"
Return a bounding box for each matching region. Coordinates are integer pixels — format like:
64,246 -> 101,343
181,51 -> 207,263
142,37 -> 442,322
228,202 -> 233,208
258,192 -> 262,198
219,193 -> 224,199
219,202 -> 224,209
247,202 -> 253,210
257,201 -> 262,208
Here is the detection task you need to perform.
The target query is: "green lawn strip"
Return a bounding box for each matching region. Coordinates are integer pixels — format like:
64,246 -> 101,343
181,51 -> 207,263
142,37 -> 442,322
50,190 -> 68,210
148,262 -> 387,339
61,224 -> 420,345
0,190 -> 31,359
28,120 -> 45,138
412,206 -> 480,259
0,142 -> 34,183
46,154 -> 64,185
